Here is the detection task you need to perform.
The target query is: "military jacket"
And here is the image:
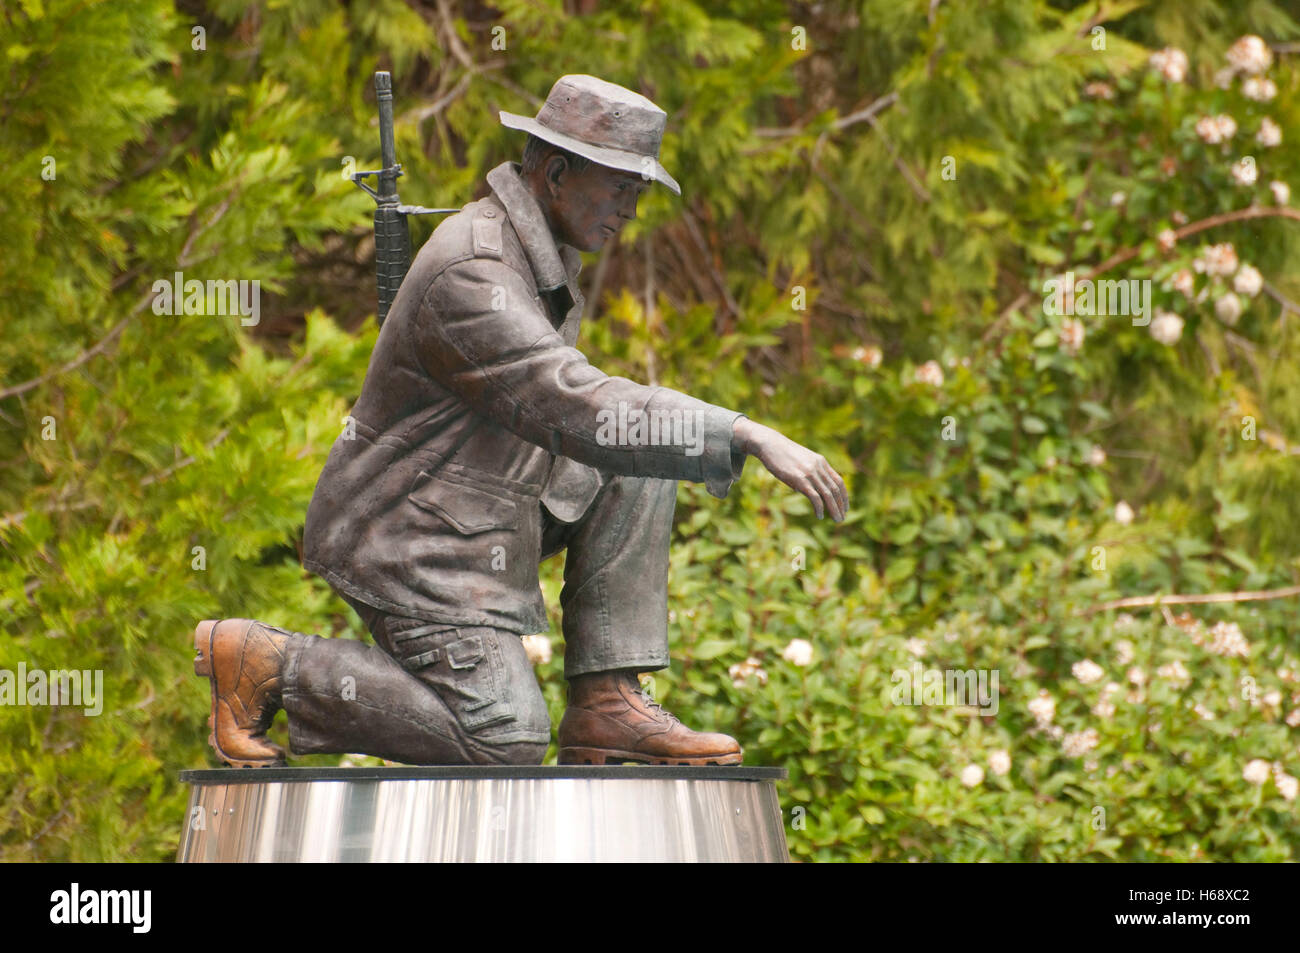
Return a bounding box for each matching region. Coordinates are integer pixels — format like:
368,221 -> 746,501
303,161 -> 746,633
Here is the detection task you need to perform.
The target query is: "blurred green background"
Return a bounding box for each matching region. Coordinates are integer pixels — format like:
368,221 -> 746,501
3,0 -> 1300,861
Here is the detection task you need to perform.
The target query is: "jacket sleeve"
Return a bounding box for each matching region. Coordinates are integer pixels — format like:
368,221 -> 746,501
415,255 -> 747,498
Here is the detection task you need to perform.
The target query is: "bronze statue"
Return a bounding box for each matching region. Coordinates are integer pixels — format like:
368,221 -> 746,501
193,75 -> 848,767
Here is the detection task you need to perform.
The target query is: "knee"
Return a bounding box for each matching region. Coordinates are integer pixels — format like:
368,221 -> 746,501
472,740 -> 548,767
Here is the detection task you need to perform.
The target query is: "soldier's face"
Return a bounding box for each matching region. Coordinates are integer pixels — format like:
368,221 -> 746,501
546,159 -> 650,252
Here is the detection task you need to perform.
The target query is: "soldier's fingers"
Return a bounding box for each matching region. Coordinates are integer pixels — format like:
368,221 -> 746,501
824,480 -> 845,522
829,468 -> 849,515
810,468 -> 844,521
817,462 -> 848,517
799,479 -> 825,519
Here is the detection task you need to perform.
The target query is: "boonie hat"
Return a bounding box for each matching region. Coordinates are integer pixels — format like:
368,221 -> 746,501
499,74 -> 681,195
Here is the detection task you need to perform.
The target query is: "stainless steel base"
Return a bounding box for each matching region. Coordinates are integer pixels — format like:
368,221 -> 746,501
177,766 -> 789,862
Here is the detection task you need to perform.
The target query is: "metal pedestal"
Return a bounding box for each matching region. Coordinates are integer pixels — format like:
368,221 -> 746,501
177,766 -> 789,863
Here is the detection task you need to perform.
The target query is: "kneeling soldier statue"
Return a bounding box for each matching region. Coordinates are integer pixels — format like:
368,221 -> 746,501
194,75 -> 848,767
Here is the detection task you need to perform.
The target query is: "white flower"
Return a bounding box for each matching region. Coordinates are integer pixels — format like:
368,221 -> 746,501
1214,66 -> 1237,89
1127,666 -> 1146,686
904,637 -> 927,658
1271,180 -> 1291,205
914,360 -> 945,387
1093,683 -> 1120,718
1115,501 -> 1135,525
1233,264 -> 1263,297
988,750 -> 1011,776
1171,268 -> 1195,298
1062,728 -> 1100,757
852,344 -> 883,367
1087,444 -> 1106,466
729,656 -> 768,688
1195,243 -> 1239,277
1195,115 -> 1229,144
1277,773 -> 1299,801
781,638 -> 813,667
1288,709 -> 1300,727
1215,293 -> 1242,325
1226,35 -> 1273,76
1256,117 -> 1282,147
1157,659 -> 1191,685
1149,309 -> 1184,345
1150,47 -> 1189,83
1110,190 -> 1127,207
1157,228 -> 1178,253
1231,157 -> 1258,187
1200,620 -> 1251,658
1262,689 -> 1282,707
1084,81 -> 1115,100
1242,76 -> 1278,102
960,764 -> 985,788
1028,691 -> 1056,726
521,634 -> 552,666
1059,318 -> 1086,355
1243,758 -> 1272,784
1192,702 -> 1215,720
1072,659 -> 1106,684
1115,640 -> 1134,665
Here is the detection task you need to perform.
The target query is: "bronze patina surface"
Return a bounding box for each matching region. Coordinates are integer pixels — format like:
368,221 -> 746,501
194,75 -> 847,768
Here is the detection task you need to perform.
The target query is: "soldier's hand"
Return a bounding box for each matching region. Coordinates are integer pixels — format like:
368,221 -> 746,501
733,418 -> 848,522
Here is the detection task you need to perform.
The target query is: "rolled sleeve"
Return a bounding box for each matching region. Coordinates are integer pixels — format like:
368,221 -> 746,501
701,408 -> 747,498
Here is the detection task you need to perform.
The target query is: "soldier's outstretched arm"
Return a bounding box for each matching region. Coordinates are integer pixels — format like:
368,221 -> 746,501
417,255 -> 746,498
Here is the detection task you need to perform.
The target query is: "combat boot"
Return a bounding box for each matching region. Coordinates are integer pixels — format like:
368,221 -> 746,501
558,671 -> 742,765
193,619 -> 295,768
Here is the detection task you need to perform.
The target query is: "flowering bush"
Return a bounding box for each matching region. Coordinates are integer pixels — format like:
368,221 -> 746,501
7,0 -> 1300,864
557,26 -> 1300,862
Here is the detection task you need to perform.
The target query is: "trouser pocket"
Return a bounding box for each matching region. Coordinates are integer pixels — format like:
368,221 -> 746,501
380,621 -> 517,733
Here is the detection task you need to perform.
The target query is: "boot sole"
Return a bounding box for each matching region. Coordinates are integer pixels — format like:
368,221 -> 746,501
193,620 -> 285,769
558,746 -> 743,767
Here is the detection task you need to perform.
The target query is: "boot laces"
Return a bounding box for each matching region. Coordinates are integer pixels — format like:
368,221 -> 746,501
636,685 -> 679,725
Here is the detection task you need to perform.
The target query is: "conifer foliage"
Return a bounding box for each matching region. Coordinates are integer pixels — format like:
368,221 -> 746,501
3,1 -> 1300,861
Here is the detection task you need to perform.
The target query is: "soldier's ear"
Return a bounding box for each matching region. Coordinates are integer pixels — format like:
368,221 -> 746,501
542,153 -> 570,197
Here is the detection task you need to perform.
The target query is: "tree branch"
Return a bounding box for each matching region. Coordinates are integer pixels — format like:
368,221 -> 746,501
1082,584 -> 1300,615
754,91 -> 898,138
983,204 -> 1300,342
0,287 -> 155,401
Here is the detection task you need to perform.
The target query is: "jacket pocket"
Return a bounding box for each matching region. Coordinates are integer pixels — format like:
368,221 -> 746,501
407,470 -> 519,534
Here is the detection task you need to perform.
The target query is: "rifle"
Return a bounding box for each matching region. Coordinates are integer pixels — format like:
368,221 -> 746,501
351,71 -> 458,325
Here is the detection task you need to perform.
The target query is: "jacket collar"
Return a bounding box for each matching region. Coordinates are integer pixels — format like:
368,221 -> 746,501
485,161 -> 580,294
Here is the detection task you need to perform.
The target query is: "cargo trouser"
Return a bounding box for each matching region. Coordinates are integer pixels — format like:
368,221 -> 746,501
279,473 -> 678,765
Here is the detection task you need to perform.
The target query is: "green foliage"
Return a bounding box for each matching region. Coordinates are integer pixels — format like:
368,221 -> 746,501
3,0 -> 1300,862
